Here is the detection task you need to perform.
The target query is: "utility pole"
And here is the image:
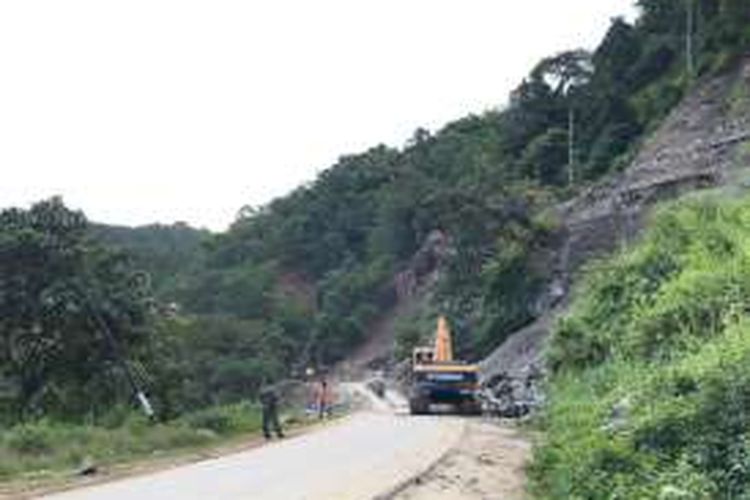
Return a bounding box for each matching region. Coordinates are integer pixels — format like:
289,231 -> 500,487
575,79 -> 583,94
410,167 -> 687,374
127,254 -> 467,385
74,283 -> 155,419
686,0 -> 695,80
567,107 -> 575,186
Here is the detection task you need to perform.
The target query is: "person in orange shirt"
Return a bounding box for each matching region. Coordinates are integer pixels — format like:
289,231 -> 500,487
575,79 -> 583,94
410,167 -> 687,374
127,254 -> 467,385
315,376 -> 333,419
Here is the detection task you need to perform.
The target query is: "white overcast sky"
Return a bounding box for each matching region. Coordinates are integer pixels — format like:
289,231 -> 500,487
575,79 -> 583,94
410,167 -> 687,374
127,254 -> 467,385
0,1 -> 637,231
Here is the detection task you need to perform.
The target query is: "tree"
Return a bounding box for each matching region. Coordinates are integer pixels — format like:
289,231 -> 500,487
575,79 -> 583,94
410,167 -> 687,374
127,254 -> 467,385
593,18 -> 642,92
519,128 -> 569,185
0,198 -> 151,419
637,0 -> 683,35
506,77 -> 561,160
531,50 -> 593,184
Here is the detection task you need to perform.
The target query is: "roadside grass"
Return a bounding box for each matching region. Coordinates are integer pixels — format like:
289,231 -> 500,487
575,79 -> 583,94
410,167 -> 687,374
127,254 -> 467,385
532,194 -> 750,498
0,402 -> 267,483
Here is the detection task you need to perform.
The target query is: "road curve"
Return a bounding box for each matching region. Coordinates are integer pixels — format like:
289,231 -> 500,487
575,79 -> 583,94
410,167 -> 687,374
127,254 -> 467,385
42,412 -> 465,500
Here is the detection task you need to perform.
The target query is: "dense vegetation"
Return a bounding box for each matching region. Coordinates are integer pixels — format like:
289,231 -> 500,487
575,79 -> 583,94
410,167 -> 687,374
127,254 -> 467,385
533,193 -> 750,498
0,200 -> 286,422
90,223 -> 209,300
0,201 -> 289,480
0,198 -> 152,422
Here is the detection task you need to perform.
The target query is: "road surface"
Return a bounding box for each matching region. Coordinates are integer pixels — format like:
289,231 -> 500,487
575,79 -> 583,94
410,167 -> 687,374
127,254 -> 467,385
42,411 -> 465,500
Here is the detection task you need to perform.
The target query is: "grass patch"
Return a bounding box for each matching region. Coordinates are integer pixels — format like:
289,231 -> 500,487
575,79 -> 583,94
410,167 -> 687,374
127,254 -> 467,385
0,402 -> 264,482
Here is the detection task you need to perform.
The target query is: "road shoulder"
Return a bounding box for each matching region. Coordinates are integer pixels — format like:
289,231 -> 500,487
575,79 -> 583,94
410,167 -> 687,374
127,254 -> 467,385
389,419 -> 531,500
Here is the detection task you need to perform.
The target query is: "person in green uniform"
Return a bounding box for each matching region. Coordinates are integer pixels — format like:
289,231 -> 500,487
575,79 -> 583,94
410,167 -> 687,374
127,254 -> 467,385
259,385 -> 284,439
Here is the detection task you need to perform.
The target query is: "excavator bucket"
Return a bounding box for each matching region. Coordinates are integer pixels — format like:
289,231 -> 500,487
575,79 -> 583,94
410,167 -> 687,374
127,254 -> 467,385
434,316 -> 453,363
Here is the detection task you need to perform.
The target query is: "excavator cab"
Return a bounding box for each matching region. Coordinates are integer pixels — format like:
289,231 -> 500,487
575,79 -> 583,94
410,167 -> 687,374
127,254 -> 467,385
412,347 -> 435,366
408,317 -> 482,415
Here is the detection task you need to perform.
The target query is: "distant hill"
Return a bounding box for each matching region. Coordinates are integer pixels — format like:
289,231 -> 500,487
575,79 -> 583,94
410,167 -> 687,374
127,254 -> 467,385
91,222 -> 210,298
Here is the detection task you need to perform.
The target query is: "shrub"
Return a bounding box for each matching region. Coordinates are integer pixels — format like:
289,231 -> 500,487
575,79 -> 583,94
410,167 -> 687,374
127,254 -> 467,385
5,421 -> 56,455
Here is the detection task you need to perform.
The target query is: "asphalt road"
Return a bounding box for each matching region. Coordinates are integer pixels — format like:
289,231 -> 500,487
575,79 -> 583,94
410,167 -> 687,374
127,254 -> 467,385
42,411 -> 465,500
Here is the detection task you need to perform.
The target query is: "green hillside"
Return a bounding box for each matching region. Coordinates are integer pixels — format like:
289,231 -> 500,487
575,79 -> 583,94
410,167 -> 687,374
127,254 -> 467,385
90,223 -> 210,299
0,0 -> 748,453
533,193 -> 750,498
176,0 -> 750,369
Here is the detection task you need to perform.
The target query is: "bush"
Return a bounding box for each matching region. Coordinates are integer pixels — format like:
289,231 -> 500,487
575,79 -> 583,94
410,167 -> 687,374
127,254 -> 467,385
4,421 -> 56,455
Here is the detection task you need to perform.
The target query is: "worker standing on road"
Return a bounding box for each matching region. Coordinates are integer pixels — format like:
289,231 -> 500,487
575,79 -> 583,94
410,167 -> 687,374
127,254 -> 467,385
316,377 -> 332,419
259,384 -> 284,439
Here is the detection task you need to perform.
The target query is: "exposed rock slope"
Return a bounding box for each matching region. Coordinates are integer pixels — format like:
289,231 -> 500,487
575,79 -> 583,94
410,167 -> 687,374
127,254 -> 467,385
482,59 -> 750,380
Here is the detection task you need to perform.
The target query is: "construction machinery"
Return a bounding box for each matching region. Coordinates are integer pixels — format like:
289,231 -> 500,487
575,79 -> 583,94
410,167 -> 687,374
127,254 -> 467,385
408,316 -> 481,415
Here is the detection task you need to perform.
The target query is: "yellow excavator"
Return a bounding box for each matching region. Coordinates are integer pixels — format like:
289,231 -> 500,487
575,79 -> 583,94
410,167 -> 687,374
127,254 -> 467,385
408,316 -> 481,415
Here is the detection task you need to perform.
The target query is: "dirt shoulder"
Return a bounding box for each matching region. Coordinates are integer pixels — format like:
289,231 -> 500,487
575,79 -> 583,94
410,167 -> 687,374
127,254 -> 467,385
391,419 -> 531,500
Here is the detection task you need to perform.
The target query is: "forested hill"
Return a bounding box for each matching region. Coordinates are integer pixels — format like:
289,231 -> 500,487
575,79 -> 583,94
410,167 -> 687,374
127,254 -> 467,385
1,1 -> 748,424
175,1 -> 750,367
91,223 -> 210,298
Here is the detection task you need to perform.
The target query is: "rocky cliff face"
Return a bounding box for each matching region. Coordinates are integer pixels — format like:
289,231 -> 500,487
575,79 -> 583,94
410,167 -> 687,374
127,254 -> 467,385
561,61 -> 750,276
482,59 -> 750,382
